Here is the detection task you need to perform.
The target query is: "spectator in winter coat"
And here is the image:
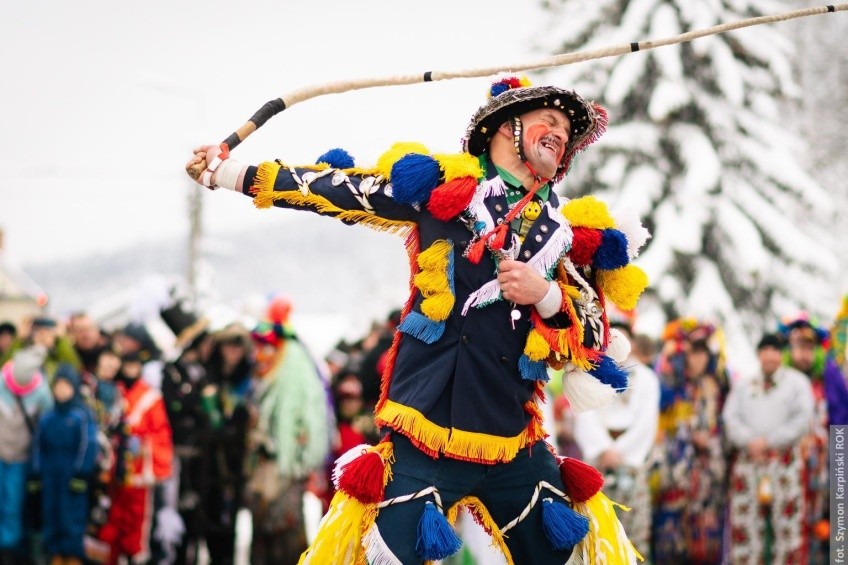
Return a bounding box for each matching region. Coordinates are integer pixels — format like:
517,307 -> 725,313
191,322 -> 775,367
31,364 -> 98,565
0,345 -> 53,564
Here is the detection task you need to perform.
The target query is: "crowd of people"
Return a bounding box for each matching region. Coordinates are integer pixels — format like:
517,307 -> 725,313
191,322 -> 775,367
1,293 -> 847,565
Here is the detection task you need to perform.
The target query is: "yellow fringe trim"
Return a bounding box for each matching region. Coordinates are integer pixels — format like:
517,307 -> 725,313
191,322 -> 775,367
421,291 -> 455,322
375,142 -> 431,179
574,492 -> 644,564
255,188 -> 414,237
561,196 -> 615,229
447,496 -> 514,565
524,329 -> 551,362
433,153 -> 484,182
375,400 -> 450,456
298,491 -> 376,565
375,400 -> 544,465
417,240 -> 452,271
252,161 -> 283,209
371,441 -> 396,486
596,264 -> 649,311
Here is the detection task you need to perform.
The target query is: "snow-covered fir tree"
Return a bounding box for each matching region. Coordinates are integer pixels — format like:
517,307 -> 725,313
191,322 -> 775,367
539,0 -> 841,369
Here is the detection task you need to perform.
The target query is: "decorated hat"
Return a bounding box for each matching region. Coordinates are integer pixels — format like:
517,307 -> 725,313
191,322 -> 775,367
251,295 -> 295,348
160,300 -> 209,351
778,312 -> 829,346
462,76 -> 608,182
120,322 -> 161,362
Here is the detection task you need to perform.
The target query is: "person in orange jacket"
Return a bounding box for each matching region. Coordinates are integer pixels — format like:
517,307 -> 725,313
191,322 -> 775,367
98,351 -> 173,564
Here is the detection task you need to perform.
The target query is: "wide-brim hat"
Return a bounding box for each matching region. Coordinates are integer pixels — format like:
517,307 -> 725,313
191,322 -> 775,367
462,77 -> 608,183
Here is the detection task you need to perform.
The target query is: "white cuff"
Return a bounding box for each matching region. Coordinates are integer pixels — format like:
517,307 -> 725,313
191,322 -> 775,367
534,281 -> 562,319
213,159 -> 245,191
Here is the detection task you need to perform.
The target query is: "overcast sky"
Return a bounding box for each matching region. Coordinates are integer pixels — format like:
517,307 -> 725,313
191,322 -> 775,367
1,0 -> 550,265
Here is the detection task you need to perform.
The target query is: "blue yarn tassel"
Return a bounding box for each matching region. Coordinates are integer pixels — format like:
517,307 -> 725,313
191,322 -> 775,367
592,229 -> 630,270
415,501 -> 462,561
391,154 -> 442,204
315,147 -> 355,169
398,311 -> 445,344
519,354 -> 550,382
541,498 -> 590,550
588,355 -> 628,390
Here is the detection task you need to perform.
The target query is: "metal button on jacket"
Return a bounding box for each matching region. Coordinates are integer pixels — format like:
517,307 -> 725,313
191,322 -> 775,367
461,335 -> 471,345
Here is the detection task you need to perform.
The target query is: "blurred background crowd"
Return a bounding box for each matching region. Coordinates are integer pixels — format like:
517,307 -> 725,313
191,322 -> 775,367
0,290 -> 846,565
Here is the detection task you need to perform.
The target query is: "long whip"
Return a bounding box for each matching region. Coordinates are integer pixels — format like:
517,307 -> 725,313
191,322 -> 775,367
188,3 -> 846,178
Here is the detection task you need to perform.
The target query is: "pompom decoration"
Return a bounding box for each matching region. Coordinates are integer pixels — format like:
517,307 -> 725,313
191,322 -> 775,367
315,148 -> 355,169
434,153 -> 483,182
588,355 -> 628,391
561,367 -> 617,413
331,444 -> 372,488
376,142 -> 430,179
267,295 -> 292,324
561,196 -> 615,229
606,328 -> 632,363
596,265 -> 649,311
558,457 -> 604,503
427,177 -> 479,221
416,501 -> 463,561
390,153 -> 442,205
592,229 -> 630,270
612,208 -> 651,259
568,227 -> 603,266
421,292 -> 455,322
541,498 -> 590,550
336,450 -> 388,504
488,75 -> 532,98
519,355 -> 549,382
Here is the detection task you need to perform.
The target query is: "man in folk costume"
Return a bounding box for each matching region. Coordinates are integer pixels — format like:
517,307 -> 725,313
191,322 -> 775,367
723,334 -> 815,565
573,318 -> 659,558
98,351 -> 174,565
779,312 -> 848,563
244,297 -> 332,565
188,76 -> 650,564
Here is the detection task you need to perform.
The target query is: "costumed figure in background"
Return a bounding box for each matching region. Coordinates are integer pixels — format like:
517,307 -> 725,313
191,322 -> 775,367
779,312 -> 848,563
160,301 -> 214,565
650,319 -> 729,564
244,297 -> 332,565
0,346 -> 53,565
0,317 -> 81,381
31,364 -> 98,565
573,315 -> 659,558
98,351 -> 173,565
833,295 -> 848,376
723,333 -> 814,565
188,76 -> 651,564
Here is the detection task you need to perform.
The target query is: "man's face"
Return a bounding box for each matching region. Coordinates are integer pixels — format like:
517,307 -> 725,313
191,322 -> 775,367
0,332 -> 13,353
518,108 -> 571,180
758,346 -> 783,376
789,340 -> 816,372
70,316 -> 100,350
33,326 -> 57,350
53,379 -> 75,403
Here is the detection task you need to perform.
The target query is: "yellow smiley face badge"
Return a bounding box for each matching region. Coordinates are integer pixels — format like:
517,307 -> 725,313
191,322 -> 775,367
522,201 -> 542,221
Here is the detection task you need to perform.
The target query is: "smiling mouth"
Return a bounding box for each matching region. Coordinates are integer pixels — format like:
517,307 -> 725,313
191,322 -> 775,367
539,139 -> 561,159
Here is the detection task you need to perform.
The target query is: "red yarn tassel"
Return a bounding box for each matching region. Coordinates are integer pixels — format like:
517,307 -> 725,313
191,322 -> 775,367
466,238 -> 487,264
489,224 -> 508,251
337,451 -> 386,504
558,456 -> 604,503
427,177 -> 478,221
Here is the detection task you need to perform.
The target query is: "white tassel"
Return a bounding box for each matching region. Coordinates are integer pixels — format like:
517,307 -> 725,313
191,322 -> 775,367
462,279 -> 502,315
363,525 -> 404,565
606,328 -> 632,363
562,368 -> 618,413
611,208 -> 651,259
482,176 -> 506,197
331,444 -> 372,488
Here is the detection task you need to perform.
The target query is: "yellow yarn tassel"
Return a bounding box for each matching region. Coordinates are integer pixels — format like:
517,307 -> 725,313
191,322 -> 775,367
573,492 -> 644,564
421,292 -> 455,322
298,492 -> 374,565
433,153 -> 484,182
375,142 -> 430,179
417,240 -> 452,271
561,196 -> 615,229
596,265 -> 649,311
524,329 -> 551,362
446,497 -> 514,565
414,269 -> 450,296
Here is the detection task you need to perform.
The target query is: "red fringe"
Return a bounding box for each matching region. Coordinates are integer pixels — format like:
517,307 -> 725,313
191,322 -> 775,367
568,227 -> 603,266
337,451 -> 386,504
466,238 -> 487,264
427,177 -> 478,221
559,456 -> 604,503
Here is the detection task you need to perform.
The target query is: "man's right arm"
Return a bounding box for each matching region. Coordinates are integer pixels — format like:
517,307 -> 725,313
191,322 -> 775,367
188,144 -> 419,225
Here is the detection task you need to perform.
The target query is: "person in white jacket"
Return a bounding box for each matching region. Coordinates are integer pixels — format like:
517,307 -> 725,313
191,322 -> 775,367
573,324 -> 659,557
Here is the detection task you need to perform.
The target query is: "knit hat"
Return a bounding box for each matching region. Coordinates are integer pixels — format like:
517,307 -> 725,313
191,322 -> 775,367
11,345 -> 47,387
462,76 -> 608,183
54,363 -> 82,395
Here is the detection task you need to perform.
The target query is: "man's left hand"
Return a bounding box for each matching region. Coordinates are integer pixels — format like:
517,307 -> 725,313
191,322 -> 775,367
497,260 -> 549,305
